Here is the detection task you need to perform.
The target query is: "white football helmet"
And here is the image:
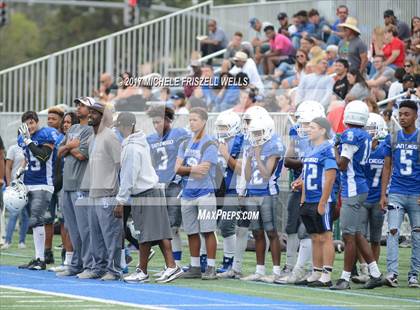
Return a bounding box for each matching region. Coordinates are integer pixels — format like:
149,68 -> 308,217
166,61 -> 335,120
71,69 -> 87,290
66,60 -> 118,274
365,113 -> 388,140
214,110 -> 241,141
295,100 -> 326,138
4,180 -> 28,214
241,106 -> 270,137
248,116 -> 275,146
344,100 -> 369,126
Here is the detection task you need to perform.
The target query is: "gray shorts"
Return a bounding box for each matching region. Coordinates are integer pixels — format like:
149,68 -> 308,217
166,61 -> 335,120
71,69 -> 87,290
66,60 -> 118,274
360,202 -> 385,243
218,194 -> 239,238
165,183 -> 182,228
286,191 -> 302,235
245,195 -> 278,232
181,193 -> 217,235
132,188 -> 173,244
340,193 -> 368,236
27,190 -> 52,228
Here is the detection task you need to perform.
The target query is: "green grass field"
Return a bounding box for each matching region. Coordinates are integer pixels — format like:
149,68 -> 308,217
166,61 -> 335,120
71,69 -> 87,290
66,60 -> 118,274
1,233 -> 419,310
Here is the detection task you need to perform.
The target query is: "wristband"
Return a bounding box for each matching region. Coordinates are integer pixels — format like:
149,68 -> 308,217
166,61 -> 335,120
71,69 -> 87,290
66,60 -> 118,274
24,138 -> 33,145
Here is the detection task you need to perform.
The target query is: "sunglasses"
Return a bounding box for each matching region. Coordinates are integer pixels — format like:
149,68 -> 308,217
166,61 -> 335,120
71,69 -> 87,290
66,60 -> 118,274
297,54 -> 305,58
405,64 -> 412,67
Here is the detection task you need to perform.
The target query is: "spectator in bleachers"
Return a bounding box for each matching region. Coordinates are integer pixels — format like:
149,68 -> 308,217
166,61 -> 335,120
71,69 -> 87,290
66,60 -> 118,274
296,51 -> 334,109
200,64 -> 217,109
232,85 -> 258,113
277,12 -> 290,37
388,67 -> 406,100
249,18 -> 270,54
280,49 -> 309,89
261,24 -> 294,75
213,72 -> 240,112
199,19 -> 228,64
411,16 -> 420,39
171,92 -> 189,115
345,68 -> 370,102
299,37 -> 315,54
338,17 -> 368,72
333,59 -> 350,100
326,5 -> 348,45
371,27 -> 385,59
184,60 -> 202,98
383,25 -> 405,68
222,32 -> 254,73
383,10 -> 411,42
407,38 -> 420,64
308,9 -> 331,43
367,55 -> 396,100
159,87 -> 170,102
326,45 -> 339,67
229,51 -> 264,94
115,72 -> 139,100
263,93 -> 292,112
94,73 -> 118,101
365,96 -> 380,114
291,10 -> 315,49
404,58 -> 419,76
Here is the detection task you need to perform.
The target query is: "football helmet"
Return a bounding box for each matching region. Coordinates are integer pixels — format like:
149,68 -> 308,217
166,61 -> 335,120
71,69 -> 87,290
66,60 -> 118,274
344,100 -> 369,126
248,115 -> 275,146
241,106 -> 270,136
4,180 -> 28,214
214,110 -> 241,141
295,100 -> 325,138
365,113 -> 388,140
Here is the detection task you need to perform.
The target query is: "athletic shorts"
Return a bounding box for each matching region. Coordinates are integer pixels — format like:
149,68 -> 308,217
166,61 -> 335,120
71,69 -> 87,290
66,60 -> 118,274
360,202 -> 385,243
181,193 -> 217,235
244,195 -> 278,232
26,190 -> 52,228
286,191 -> 302,234
218,194 -> 239,238
45,191 -> 58,224
164,183 -> 182,228
300,202 -> 334,234
340,193 -> 368,235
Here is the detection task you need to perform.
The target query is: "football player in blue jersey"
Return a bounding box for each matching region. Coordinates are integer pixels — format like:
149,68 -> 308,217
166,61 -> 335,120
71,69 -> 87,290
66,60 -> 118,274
146,106 -> 190,270
241,115 -> 285,283
300,117 -> 337,287
175,107 -> 219,280
44,107 -> 65,265
380,100 -> 420,288
17,111 -> 58,270
352,113 -> 388,284
213,110 -> 244,273
331,101 -> 383,290
276,101 -> 325,285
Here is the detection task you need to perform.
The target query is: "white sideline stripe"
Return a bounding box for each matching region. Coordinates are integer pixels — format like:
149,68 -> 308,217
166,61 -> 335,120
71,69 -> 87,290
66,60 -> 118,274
16,300 -> 85,303
0,285 -> 174,310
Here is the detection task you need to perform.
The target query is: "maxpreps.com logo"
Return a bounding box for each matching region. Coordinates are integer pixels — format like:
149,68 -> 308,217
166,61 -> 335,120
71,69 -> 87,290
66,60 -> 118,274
197,209 -> 259,221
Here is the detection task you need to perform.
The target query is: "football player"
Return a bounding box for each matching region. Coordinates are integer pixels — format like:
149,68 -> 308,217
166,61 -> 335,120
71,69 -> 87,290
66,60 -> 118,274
331,101 -> 383,290
17,111 -> 59,270
380,100 -> 420,288
146,106 -> 190,270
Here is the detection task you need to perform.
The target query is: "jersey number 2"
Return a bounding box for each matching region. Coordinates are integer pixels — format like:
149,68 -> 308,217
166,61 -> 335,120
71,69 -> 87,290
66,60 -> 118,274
156,147 -> 168,170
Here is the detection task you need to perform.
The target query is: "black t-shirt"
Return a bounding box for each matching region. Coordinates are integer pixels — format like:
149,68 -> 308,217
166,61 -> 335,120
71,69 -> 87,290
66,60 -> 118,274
333,76 -> 350,100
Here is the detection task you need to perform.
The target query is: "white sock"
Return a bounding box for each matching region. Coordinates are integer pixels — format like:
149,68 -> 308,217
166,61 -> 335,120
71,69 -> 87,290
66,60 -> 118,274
341,270 -> 351,282
256,264 -> 265,275
120,249 -> 127,269
207,258 -> 216,267
232,227 -> 248,273
360,263 -> 368,275
273,265 -> 281,276
286,233 -> 299,269
307,268 -> 322,282
64,251 -> 73,266
368,261 -> 381,278
33,226 -> 45,261
191,256 -> 200,267
171,228 -> 182,252
199,234 -> 207,256
320,268 -> 332,283
295,238 -> 312,270
223,234 -> 236,258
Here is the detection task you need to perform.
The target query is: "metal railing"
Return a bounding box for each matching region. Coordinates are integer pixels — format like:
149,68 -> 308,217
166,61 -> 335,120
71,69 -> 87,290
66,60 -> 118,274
0,1 -> 212,112
212,0 -> 419,48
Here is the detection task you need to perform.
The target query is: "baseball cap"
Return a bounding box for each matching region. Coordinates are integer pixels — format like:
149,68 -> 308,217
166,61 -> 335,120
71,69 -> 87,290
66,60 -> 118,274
402,74 -> 415,83
233,51 -> 248,62
171,92 -> 186,100
249,17 -> 258,28
87,102 -> 105,114
277,12 -> 287,20
262,22 -> 275,32
74,96 -> 96,107
311,117 -> 332,138
190,59 -> 201,67
383,10 -> 395,18
115,112 -> 136,127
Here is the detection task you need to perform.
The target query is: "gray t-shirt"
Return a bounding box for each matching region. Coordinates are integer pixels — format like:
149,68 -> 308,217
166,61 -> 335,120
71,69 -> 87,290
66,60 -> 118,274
338,36 -> 367,71
6,144 -> 25,181
370,67 -> 395,91
347,82 -> 370,101
87,127 -> 121,198
209,28 -> 228,48
62,124 -> 93,192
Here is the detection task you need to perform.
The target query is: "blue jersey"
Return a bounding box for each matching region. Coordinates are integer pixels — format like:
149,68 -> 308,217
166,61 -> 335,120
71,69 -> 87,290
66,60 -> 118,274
303,141 -> 337,203
178,134 -> 218,200
339,128 -> 371,198
366,142 -> 386,203
147,128 -> 190,184
217,134 -> 244,195
384,129 -> 420,195
246,134 -> 284,196
289,125 -> 311,181
18,127 -> 58,186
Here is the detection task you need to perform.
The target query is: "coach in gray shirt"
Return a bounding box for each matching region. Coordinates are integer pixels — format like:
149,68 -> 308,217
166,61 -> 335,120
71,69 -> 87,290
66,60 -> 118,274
56,97 -> 94,278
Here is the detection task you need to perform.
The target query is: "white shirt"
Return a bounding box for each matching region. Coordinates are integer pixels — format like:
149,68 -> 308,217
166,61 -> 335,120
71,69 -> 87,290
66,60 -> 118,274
388,81 -> 403,99
230,59 -> 265,94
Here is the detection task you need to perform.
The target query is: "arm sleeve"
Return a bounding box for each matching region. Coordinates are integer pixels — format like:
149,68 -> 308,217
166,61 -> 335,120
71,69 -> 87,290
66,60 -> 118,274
340,143 -> 359,160
27,143 -> 53,162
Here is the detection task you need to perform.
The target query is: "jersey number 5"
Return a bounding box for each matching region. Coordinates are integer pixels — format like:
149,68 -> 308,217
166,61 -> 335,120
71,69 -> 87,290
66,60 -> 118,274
400,150 -> 413,176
